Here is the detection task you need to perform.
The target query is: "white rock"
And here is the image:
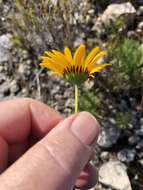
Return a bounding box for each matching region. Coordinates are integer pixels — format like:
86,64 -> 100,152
117,149 -> 136,162
74,37 -> 85,47
97,125 -> 121,148
50,0 -> 58,6
100,151 -> 110,161
138,21 -> 143,29
0,34 -> 12,62
99,2 -> 136,24
99,161 -> 132,190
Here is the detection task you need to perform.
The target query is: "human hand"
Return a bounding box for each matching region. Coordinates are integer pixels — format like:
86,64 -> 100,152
0,98 -> 100,190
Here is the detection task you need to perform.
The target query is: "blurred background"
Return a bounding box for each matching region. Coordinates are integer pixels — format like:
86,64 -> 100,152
0,0 -> 143,189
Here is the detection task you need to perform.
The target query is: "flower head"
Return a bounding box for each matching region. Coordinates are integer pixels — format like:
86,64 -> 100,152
40,44 -> 109,86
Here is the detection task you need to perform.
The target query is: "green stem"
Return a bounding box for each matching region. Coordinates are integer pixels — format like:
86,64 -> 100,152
74,85 -> 78,113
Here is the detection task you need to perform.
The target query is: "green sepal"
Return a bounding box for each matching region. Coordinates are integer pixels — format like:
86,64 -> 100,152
65,73 -> 88,86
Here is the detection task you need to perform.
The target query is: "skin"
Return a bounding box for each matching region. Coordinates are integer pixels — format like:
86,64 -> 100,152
0,98 -> 100,190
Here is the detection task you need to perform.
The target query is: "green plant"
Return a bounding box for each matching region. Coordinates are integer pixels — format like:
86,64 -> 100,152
79,38 -> 143,129
8,0 -> 92,55
115,112 -> 130,129
108,38 -> 143,92
9,0 -> 70,53
79,90 -> 105,120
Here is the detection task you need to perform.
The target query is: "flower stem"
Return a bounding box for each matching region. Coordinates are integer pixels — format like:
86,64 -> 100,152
74,85 -> 78,113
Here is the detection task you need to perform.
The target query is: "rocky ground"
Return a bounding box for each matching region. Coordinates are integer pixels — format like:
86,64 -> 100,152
0,1 -> 143,190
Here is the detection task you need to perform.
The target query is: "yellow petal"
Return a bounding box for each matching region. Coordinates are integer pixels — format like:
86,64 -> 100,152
45,51 -> 55,58
52,50 -> 70,67
41,56 -> 65,69
73,44 -> 85,67
40,57 -> 64,73
84,47 -> 100,68
88,51 -> 107,70
89,63 -> 110,74
45,51 -> 69,67
64,47 -> 73,63
40,62 -> 63,73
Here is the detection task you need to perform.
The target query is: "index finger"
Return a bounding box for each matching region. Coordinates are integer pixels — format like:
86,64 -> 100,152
0,98 -> 63,144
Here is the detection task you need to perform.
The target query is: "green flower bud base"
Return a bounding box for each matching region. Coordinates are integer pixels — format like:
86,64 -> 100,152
65,73 -> 88,86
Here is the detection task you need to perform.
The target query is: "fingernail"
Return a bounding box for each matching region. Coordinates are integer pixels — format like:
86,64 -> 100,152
70,112 -> 100,145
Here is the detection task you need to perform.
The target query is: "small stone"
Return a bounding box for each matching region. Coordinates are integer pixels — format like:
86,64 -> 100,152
117,149 -> 136,162
64,108 -> 72,115
21,88 -> 29,96
136,140 -> 143,150
64,90 -> 72,98
138,159 -> 143,166
99,161 -> 132,190
74,37 -> 85,47
135,128 -> 143,136
140,118 -> 143,125
138,152 -> 143,159
54,94 -> 62,100
127,31 -> 137,38
50,0 -> 58,6
10,80 -> 21,94
22,50 -> 29,59
18,63 -> 31,80
138,6 -> 143,15
51,86 -> 60,95
84,80 -> 94,90
108,104 -> 113,110
0,34 -> 12,63
100,151 -> 110,161
128,136 -> 140,146
97,125 -> 121,149
109,118 -> 116,125
88,9 -> 94,15
65,99 -> 74,108
128,123 -> 134,129
18,64 -> 26,75
138,21 -> 143,29
136,28 -> 143,34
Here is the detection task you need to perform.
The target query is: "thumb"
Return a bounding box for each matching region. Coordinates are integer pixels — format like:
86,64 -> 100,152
0,112 -> 100,190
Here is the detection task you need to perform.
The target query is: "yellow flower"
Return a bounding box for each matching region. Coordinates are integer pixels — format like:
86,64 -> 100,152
40,44 -> 110,85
